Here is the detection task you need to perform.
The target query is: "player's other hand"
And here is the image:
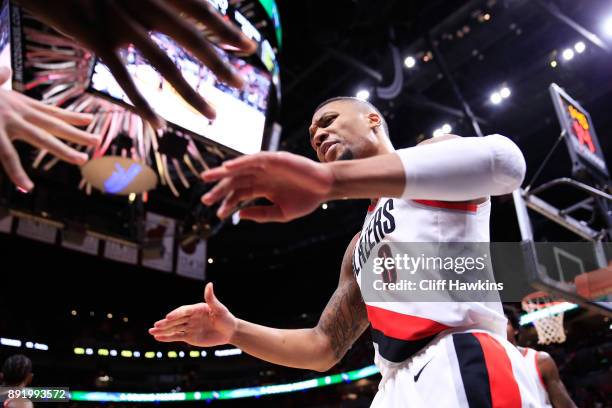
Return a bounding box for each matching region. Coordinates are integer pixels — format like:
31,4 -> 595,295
149,283 -> 238,347
16,0 -> 257,127
200,151 -> 335,223
0,66 -> 99,192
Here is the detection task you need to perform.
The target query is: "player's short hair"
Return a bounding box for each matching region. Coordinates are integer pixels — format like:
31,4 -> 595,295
314,96 -> 389,137
1,354 -> 32,385
503,306 -> 521,331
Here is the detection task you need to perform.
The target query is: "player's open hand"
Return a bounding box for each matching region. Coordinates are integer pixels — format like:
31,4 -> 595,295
201,151 -> 335,222
0,66 -> 99,192
149,283 -> 238,347
16,0 -> 257,126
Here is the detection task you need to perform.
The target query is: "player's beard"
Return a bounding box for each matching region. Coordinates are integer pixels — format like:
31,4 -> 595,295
337,148 -> 354,161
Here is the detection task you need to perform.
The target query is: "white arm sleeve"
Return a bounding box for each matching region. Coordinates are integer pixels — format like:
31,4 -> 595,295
396,134 -> 526,201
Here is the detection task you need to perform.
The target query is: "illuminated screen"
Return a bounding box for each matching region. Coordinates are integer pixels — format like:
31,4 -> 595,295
550,84 -> 609,179
90,33 -> 271,154
0,0 -> 11,90
555,90 -> 608,177
562,97 -> 598,154
70,364 -> 380,402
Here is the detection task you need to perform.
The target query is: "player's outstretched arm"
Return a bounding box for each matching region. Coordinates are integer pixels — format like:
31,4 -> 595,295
149,235 -> 369,372
202,134 -> 526,222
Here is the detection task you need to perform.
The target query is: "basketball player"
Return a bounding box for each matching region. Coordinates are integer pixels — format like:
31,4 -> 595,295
150,97 -> 541,406
0,354 -> 34,408
505,308 -> 577,408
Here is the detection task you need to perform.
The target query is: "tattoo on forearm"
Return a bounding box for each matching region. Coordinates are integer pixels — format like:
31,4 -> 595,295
319,280 -> 367,361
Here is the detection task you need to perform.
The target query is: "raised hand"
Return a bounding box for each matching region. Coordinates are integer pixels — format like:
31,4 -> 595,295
201,151 -> 335,222
16,0 -> 257,126
0,66 -> 99,191
149,283 -> 238,347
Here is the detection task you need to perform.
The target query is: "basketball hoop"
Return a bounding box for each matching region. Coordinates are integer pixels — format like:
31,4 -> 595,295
521,291 -> 567,344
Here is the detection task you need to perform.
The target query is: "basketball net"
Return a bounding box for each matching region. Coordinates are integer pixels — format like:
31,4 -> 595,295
522,292 -> 567,345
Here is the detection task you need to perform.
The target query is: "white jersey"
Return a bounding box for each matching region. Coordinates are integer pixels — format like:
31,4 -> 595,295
353,198 -> 542,407
352,197 -> 506,370
521,347 -> 552,407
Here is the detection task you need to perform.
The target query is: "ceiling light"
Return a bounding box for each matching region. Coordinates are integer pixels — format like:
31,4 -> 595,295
356,89 -> 370,100
404,56 -> 416,68
490,92 -> 502,105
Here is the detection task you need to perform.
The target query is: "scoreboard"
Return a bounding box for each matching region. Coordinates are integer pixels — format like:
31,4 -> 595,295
550,83 -> 610,182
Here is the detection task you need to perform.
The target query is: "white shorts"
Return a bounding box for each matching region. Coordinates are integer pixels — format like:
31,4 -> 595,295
371,331 -> 542,408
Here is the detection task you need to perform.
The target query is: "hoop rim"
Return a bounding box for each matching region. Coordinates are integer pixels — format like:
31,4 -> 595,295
521,291 -> 565,308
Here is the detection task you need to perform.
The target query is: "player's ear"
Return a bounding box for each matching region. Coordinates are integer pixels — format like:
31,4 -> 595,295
367,112 -> 381,129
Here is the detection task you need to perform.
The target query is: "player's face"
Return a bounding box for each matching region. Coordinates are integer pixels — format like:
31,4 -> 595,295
309,100 -> 380,163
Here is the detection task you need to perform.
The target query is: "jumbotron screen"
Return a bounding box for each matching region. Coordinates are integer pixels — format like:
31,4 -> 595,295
90,32 -> 272,154
0,0 -> 11,90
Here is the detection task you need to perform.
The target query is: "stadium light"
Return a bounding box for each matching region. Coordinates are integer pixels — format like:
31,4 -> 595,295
215,348 -> 243,357
404,56 -> 416,69
34,343 -> 48,351
562,48 -> 574,61
490,92 -> 502,105
574,41 -> 586,53
356,89 -> 370,101
500,87 -> 511,98
0,338 -> 21,347
441,123 -> 452,134
604,16 -> 612,37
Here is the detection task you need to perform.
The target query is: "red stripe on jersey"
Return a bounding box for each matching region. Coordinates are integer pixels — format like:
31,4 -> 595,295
413,199 -> 479,213
367,198 -> 380,212
474,333 -> 522,408
365,304 -> 450,340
